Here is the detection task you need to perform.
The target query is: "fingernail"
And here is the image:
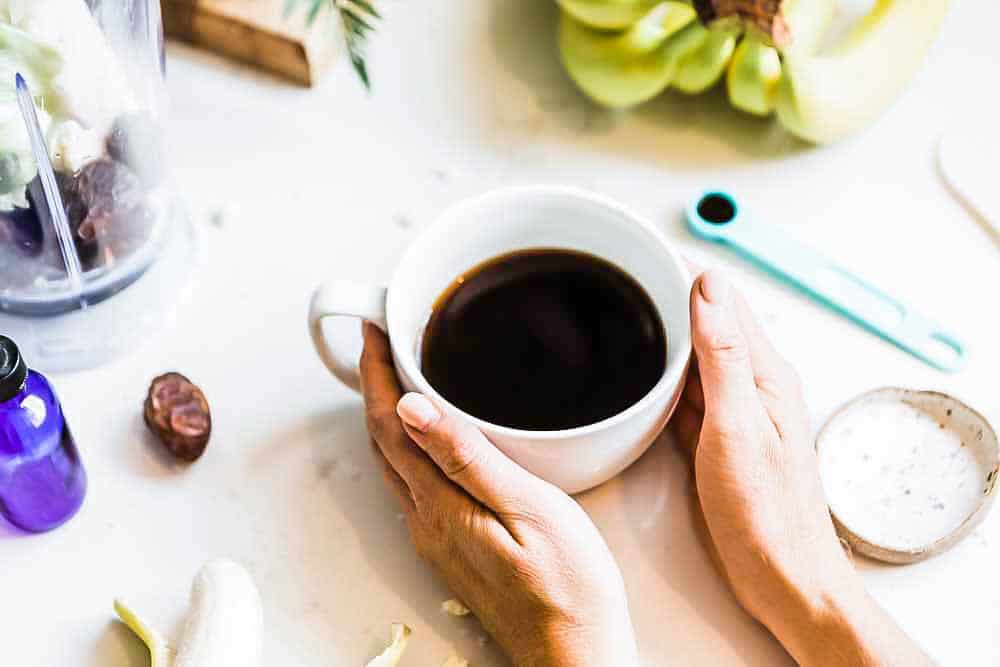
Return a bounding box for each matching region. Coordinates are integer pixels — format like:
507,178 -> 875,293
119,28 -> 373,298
397,393 -> 440,432
698,271 -> 731,305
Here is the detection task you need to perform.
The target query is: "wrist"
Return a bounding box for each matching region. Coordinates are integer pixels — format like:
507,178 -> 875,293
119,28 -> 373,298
765,565 -> 875,666
754,552 -> 935,667
518,616 -> 641,667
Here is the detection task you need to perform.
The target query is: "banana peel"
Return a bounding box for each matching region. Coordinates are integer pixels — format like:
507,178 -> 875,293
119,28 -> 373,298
558,0 -> 665,29
726,34 -> 781,115
114,599 -> 174,667
114,559 -> 262,667
114,559 -> 415,667
671,26 -> 737,93
775,0 -> 950,143
365,623 -> 412,667
558,0 -> 950,143
559,2 -> 700,108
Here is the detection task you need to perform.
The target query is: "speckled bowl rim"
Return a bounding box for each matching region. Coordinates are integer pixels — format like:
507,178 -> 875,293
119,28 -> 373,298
816,387 -> 1000,565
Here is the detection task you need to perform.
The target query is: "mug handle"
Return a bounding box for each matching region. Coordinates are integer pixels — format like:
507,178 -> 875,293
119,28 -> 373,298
309,280 -> 388,393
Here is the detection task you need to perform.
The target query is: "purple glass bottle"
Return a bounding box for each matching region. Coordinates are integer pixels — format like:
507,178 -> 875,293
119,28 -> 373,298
0,336 -> 86,533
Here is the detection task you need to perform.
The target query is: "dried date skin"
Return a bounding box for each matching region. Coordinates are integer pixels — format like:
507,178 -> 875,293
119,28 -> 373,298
71,159 -> 155,269
144,372 -> 212,462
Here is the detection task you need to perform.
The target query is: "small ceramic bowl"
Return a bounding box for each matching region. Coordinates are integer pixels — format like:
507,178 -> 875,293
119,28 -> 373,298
816,387 -> 999,564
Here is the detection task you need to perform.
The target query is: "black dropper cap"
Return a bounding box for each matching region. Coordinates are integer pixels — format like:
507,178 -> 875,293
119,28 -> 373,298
0,336 -> 28,402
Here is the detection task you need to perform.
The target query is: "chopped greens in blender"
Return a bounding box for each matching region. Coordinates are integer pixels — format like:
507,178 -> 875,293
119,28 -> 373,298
0,0 -> 169,315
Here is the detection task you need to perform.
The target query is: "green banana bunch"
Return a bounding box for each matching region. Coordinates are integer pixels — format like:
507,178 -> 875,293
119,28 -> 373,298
558,0 -> 950,143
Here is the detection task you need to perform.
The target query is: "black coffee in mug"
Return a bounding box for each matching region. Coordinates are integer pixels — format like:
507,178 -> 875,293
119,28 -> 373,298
420,249 -> 667,431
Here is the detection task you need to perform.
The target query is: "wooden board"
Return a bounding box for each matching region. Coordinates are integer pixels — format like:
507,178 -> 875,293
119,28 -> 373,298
161,0 -> 340,86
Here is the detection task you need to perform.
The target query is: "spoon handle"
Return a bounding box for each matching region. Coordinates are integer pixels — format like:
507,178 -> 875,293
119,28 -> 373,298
686,191 -> 965,372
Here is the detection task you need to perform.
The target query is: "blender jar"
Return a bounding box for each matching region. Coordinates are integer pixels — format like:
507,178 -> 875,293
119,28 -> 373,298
0,0 -> 193,371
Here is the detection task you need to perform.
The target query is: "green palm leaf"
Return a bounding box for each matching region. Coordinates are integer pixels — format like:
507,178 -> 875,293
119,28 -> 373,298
285,0 -> 379,89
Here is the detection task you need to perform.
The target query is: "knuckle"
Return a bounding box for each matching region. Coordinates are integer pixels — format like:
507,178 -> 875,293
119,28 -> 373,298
755,358 -> 803,403
460,502 -> 488,534
503,504 -> 554,535
474,504 -> 500,536
706,333 -> 750,365
435,432 -> 481,480
364,404 -> 395,441
753,373 -> 785,403
411,489 -> 484,563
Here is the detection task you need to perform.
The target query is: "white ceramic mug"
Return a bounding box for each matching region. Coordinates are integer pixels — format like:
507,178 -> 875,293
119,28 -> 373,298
309,185 -> 692,493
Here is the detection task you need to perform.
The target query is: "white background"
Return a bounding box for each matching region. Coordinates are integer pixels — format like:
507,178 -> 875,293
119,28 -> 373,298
2,1 -> 999,665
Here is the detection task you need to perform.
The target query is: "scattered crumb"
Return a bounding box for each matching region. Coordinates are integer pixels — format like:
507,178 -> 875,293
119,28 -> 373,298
209,207 -> 228,228
428,168 -> 450,183
191,200 -> 238,229
442,652 -> 469,667
441,598 -> 471,617
393,212 -> 413,229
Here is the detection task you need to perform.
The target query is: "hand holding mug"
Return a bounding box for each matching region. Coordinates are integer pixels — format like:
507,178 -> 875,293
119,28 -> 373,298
310,186 -> 932,665
309,186 -> 692,493
360,323 -> 641,667
674,271 -> 935,667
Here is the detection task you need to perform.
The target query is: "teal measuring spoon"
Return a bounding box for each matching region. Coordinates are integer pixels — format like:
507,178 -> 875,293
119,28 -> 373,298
685,191 -> 966,372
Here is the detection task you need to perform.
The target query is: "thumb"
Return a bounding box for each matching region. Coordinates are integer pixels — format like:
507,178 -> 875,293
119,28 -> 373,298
396,393 -> 551,511
689,271 -> 760,426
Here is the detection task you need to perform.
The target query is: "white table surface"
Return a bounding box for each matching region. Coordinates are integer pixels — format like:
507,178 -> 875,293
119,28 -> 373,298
3,1 -> 999,665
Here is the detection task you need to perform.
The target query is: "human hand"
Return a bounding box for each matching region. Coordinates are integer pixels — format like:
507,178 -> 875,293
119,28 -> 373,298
360,323 -> 640,667
672,271 -> 934,666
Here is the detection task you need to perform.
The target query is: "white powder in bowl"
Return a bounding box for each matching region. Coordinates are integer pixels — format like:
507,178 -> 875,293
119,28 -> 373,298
818,389 -> 998,555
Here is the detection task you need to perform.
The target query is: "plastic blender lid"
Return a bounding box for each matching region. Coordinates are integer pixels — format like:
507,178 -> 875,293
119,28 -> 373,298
0,336 -> 28,402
